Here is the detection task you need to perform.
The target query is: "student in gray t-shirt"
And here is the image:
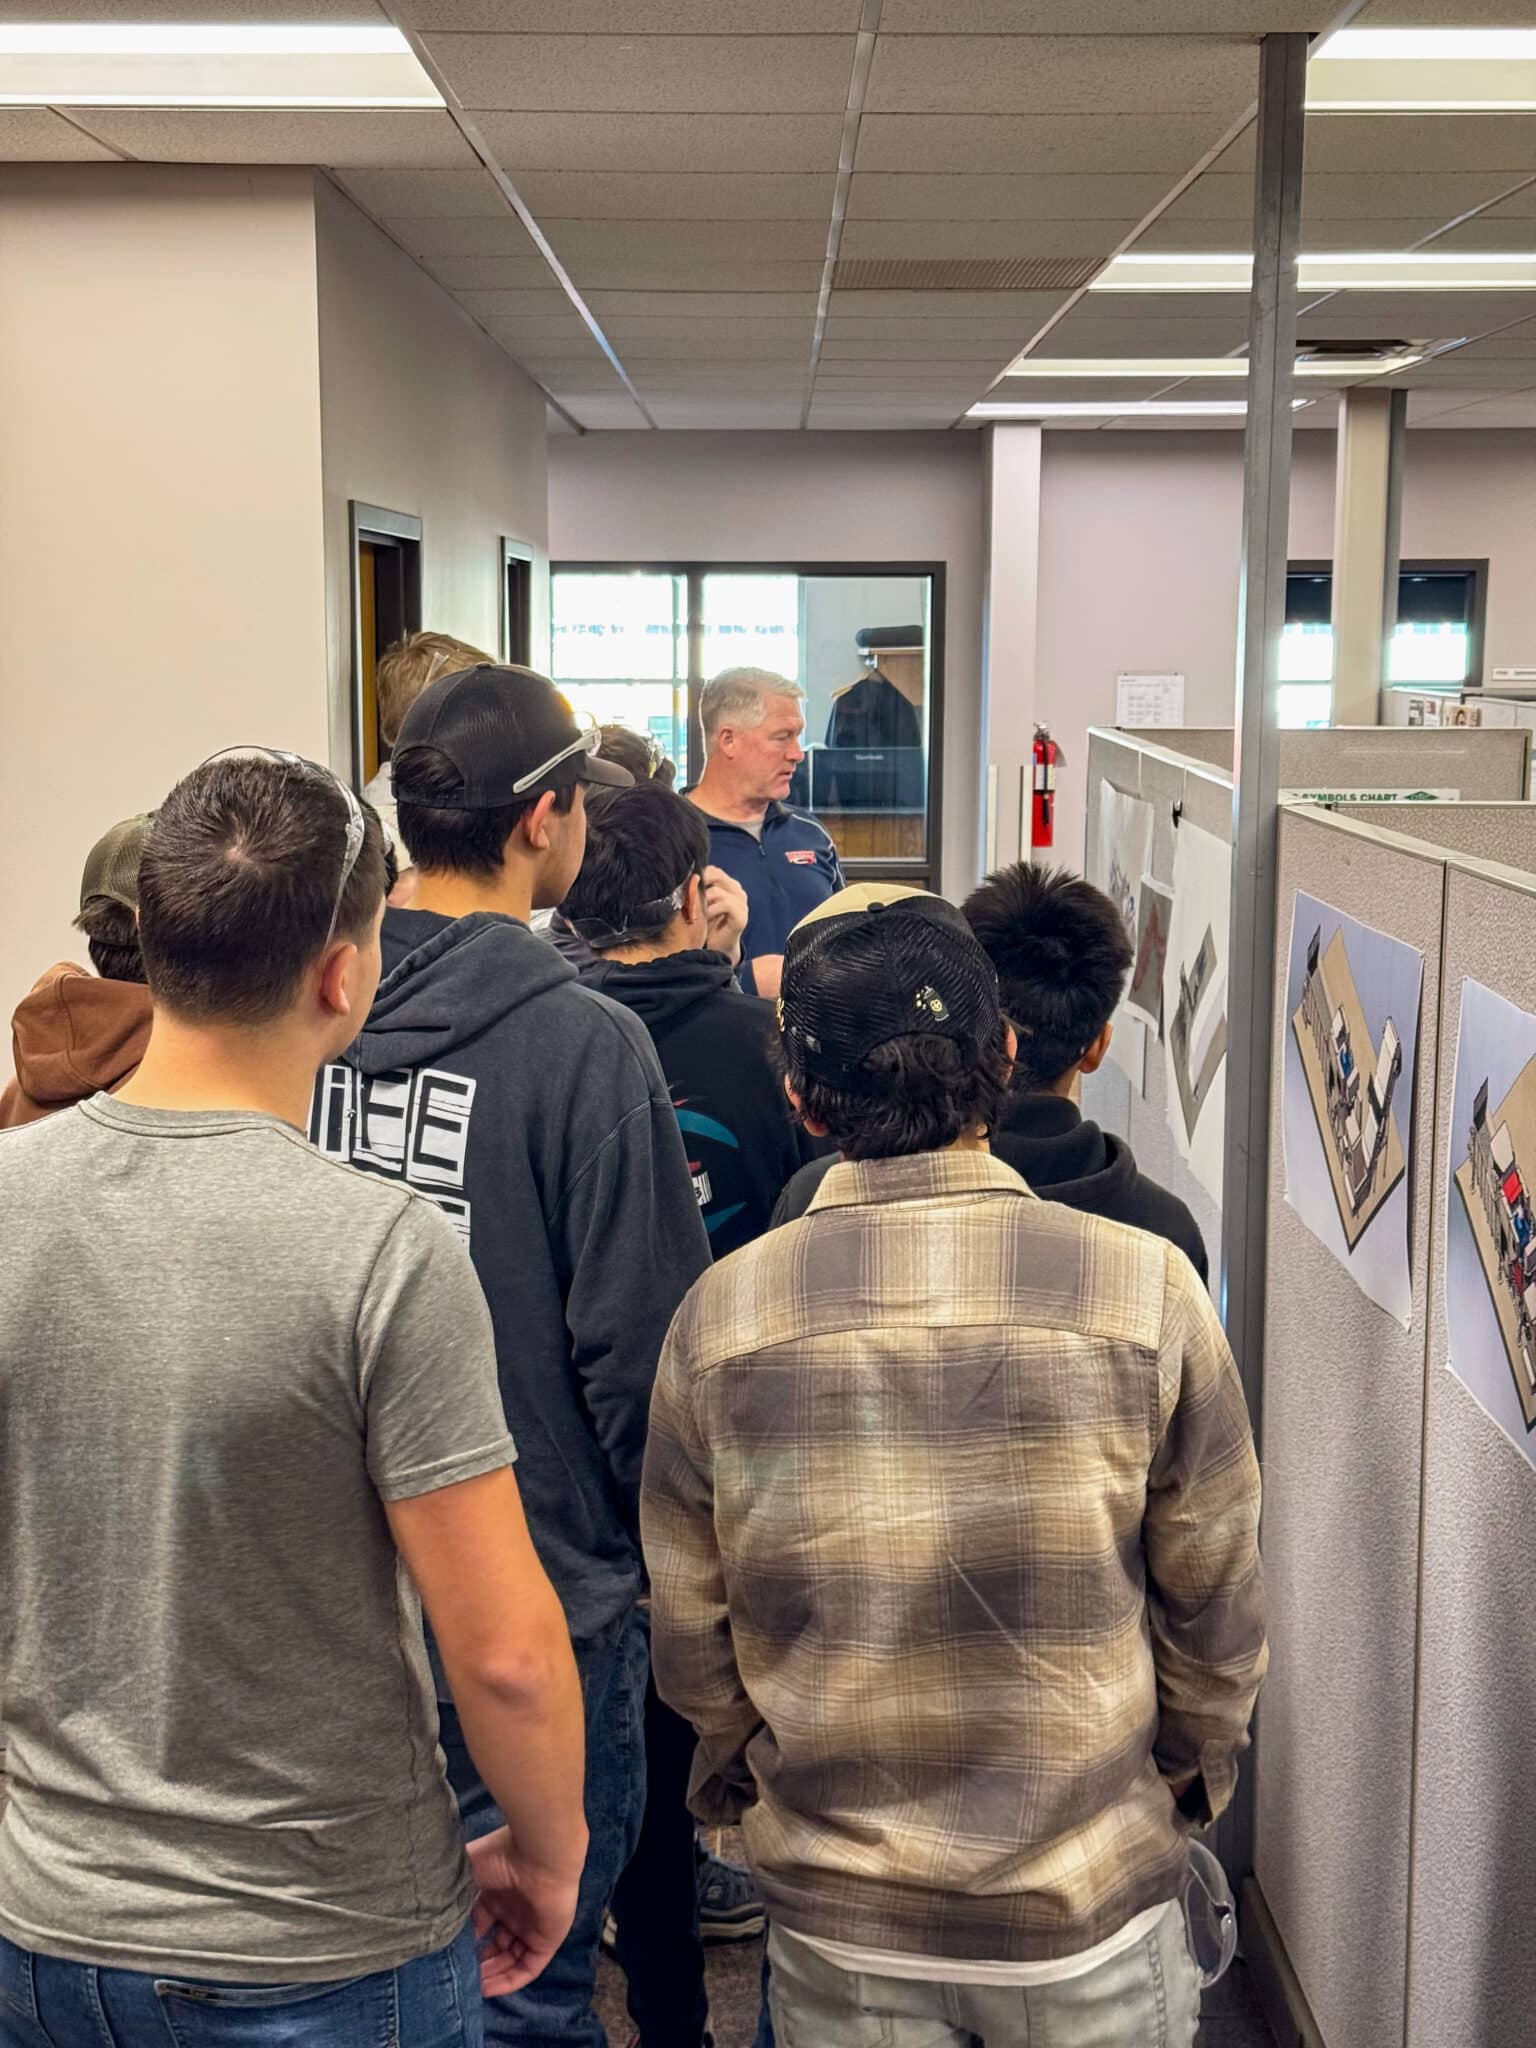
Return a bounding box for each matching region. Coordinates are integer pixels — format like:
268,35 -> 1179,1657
0,753 -> 588,2044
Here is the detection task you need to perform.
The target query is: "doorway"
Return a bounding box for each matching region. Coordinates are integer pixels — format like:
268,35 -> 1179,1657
349,503 -> 422,789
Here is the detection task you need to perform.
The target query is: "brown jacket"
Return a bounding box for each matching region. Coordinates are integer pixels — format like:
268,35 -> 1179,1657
0,964 -> 151,1129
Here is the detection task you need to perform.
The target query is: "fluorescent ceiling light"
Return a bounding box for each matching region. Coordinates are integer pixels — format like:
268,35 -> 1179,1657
1001,353 -> 1423,379
969,400 -> 1254,418
1092,253 -> 1536,294
0,22 -> 441,107
1307,28 -> 1536,110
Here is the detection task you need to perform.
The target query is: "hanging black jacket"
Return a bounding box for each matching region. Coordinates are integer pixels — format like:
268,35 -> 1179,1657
579,948 -> 808,1261
771,1090 -> 1209,1285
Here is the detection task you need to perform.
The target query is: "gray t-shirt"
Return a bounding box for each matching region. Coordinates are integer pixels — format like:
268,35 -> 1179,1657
0,1096 -> 516,1981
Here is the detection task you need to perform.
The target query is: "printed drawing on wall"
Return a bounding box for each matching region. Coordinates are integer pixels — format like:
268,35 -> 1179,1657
1282,892 -> 1421,1327
1094,780 -> 1155,1090
1162,819 -> 1229,1205
1447,978 -> 1536,1466
1127,875 -> 1173,1032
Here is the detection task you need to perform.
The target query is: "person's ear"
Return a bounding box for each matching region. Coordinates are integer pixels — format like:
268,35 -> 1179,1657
682,872 -> 704,925
516,787 -> 560,854
783,1071 -> 829,1136
1004,1021 -> 1018,1063
317,940 -> 360,1020
1078,1021 -> 1114,1076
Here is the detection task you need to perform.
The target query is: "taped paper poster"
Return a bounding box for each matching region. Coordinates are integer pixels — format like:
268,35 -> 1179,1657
1162,820 -> 1228,1205
1095,781 -> 1155,1092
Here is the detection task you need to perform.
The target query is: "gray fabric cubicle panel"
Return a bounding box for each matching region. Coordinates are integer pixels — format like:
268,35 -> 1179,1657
1334,800 -> 1536,872
1279,726 -> 1527,799
1256,807 -> 1444,2048
1408,860 -> 1536,2048
1144,728 -> 1234,772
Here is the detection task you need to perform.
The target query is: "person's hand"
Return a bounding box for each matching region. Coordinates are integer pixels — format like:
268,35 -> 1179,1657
468,1825 -> 585,1997
750,954 -> 785,1003
703,866 -> 749,966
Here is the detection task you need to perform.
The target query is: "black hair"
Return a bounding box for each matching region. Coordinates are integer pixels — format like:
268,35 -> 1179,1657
393,745 -> 577,878
560,782 -> 709,951
359,797 -> 399,895
962,862 -> 1133,1091
137,757 -> 387,1026
75,899 -> 146,985
780,1027 -> 1013,1162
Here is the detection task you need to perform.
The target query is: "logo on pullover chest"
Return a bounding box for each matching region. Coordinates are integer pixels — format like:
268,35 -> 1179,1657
784,848 -> 817,865
311,1064 -> 477,1241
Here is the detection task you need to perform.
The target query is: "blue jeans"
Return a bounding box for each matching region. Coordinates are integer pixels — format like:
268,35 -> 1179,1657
439,1610 -> 647,2047
0,1923 -> 481,2047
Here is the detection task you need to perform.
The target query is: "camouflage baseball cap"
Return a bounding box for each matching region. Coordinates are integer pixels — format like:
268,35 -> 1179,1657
76,814 -> 153,920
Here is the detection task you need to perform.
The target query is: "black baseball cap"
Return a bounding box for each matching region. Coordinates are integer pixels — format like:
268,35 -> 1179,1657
779,883 -> 1002,1093
391,664 -> 633,810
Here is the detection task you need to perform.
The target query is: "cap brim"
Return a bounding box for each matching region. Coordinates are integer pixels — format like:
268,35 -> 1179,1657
580,755 -> 635,788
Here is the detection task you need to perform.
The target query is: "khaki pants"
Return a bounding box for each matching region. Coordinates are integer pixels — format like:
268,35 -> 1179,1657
767,1902 -> 1201,2048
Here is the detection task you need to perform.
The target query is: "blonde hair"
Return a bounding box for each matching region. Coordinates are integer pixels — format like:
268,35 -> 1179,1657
376,631 -> 493,747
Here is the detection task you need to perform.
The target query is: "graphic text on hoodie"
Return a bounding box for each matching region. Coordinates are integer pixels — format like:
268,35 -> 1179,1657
310,1062 -> 477,1241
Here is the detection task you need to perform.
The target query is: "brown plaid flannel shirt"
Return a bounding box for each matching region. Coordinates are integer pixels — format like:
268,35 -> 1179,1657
642,1148 -> 1266,1963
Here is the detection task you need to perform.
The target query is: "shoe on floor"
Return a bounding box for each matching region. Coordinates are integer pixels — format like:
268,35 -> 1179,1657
697,1845 -> 764,1943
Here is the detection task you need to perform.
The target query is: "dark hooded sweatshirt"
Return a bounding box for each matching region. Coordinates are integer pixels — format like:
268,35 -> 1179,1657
310,908 -> 711,1646
578,949 -> 808,1261
771,1090 -> 1209,1285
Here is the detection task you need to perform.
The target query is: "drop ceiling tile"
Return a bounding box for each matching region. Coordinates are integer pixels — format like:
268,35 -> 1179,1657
865,36 -> 1257,116
1304,114 -> 1536,178
881,0 -> 1318,24
0,109 -> 118,159
599,318 -> 815,342
627,365 -> 807,384
1361,0 -> 1536,22
425,256 -> 556,290
827,289 -> 1075,321
561,394 -> 652,428
1294,292 -> 1536,336
840,217 -> 1136,260
334,167 -> 506,218
515,171 -> 835,219
822,335 -> 1031,358
456,285 -> 576,313
982,376 -> 1169,403
449,287 -> 572,317
1377,356 -> 1536,387
596,333 -> 811,358
426,33 -> 855,114
1175,172 -> 1536,223
390,215 -> 542,259
584,290 -> 819,318
4,0 -> 389,14
406,0 -> 856,23
1136,215 -> 1452,251
825,316 -> 1059,340
1042,312 -> 1251,352
647,402 -> 806,427
847,172 -> 1174,220
564,257 -> 825,290
546,219 -> 828,261
1450,321 -> 1536,358
473,112 -> 844,173
856,111 -> 1249,175
71,109 -> 479,166
1082,290 -> 1262,320
1419,214 -> 1536,251
1414,395 -> 1536,428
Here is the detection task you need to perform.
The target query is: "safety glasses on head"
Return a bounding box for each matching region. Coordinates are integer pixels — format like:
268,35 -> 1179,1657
564,881 -> 688,950
198,746 -> 366,946
511,718 -> 602,795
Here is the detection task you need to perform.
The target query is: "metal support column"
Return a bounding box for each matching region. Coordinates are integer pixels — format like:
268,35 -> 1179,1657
1331,385 -> 1409,725
1218,30 -> 1307,1882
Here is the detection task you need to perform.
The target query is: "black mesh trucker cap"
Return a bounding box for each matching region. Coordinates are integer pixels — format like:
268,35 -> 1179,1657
779,883 -> 1002,1092
75,814 -> 153,919
391,664 -> 633,810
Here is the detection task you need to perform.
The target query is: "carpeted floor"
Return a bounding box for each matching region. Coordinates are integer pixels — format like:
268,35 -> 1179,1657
595,1940 -> 1278,2048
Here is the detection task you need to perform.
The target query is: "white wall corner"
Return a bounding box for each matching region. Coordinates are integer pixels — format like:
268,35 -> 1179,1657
982,422 -> 1043,874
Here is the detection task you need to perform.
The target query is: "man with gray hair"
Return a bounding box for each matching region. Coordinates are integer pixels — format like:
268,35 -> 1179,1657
686,668 -> 842,1000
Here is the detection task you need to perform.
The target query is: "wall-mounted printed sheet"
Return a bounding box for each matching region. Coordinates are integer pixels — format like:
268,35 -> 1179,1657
1096,781 -> 1155,1089
1116,673 -> 1185,729
1283,892 -> 1421,1329
1127,874 -> 1173,1033
1447,978 -> 1536,1469
1163,819 -> 1229,1205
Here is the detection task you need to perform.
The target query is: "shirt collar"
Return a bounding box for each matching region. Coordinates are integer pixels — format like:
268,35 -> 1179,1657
805,1148 -> 1037,1215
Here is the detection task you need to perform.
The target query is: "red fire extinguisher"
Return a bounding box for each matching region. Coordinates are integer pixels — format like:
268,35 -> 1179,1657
1032,724 -> 1064,850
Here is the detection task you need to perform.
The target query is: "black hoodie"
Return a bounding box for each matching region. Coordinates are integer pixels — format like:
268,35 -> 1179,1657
310,908 -> 710,1647
578,949 -> 807,1261
771,1090 -> 1209,1284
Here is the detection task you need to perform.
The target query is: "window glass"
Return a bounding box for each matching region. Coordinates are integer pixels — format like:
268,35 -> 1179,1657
551,571 -> 688,780
701,573 -> 800,682
1279,564 -> 1481,723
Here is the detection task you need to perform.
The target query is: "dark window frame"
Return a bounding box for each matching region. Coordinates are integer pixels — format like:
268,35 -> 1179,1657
1287,556 -> 1489,691
550,559 -> 947,892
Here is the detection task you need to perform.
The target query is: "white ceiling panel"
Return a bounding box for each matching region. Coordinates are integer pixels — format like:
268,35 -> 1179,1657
825,314 -> 1068,338
1304,114 -> 1536,177
822,335 -> 1033,358
599,317 -> 815,341
473,112 -> 843,173
1423,214 -> 1536,250
73,109 -> 478,167
0,109 -> 118,159
847,172 -> 1176,220
880,1 -> 1321,25
584,290 -> 818,317
562,395 -> 652,428
334,167 -> 507,218
455,284 -> 580,313
840,217 -> 1136,259
1376,355 -> 1536,386
827,289 -> 1075,321
389,215 -> 542,258
648,403 -> 806,426
1293,291 -> 1536,334
1360,0 -> 1536,22
593,332 -> 811,357
443,286 -> 571,317
1070,290 -> 1261,320
514,171 -> 835,219
406,0 -> 856,25
484,320 -> 603,349
563,257 -> 825,290
865,36 -> 1257,116
0,0 -> 389,14
1043,312 -> 1251,352
424,256 -> 556,289
424,33 -> 855,114
1136,215 -> 1451,250
1449,321 -> 1536,357
1415,395 -> 1536,427
856,112 -> 1248,175
547,218 -> 827,261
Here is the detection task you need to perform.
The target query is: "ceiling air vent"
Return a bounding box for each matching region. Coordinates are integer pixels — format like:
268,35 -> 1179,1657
833,256 -> 1102,292
1296,338 -> 1416,361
